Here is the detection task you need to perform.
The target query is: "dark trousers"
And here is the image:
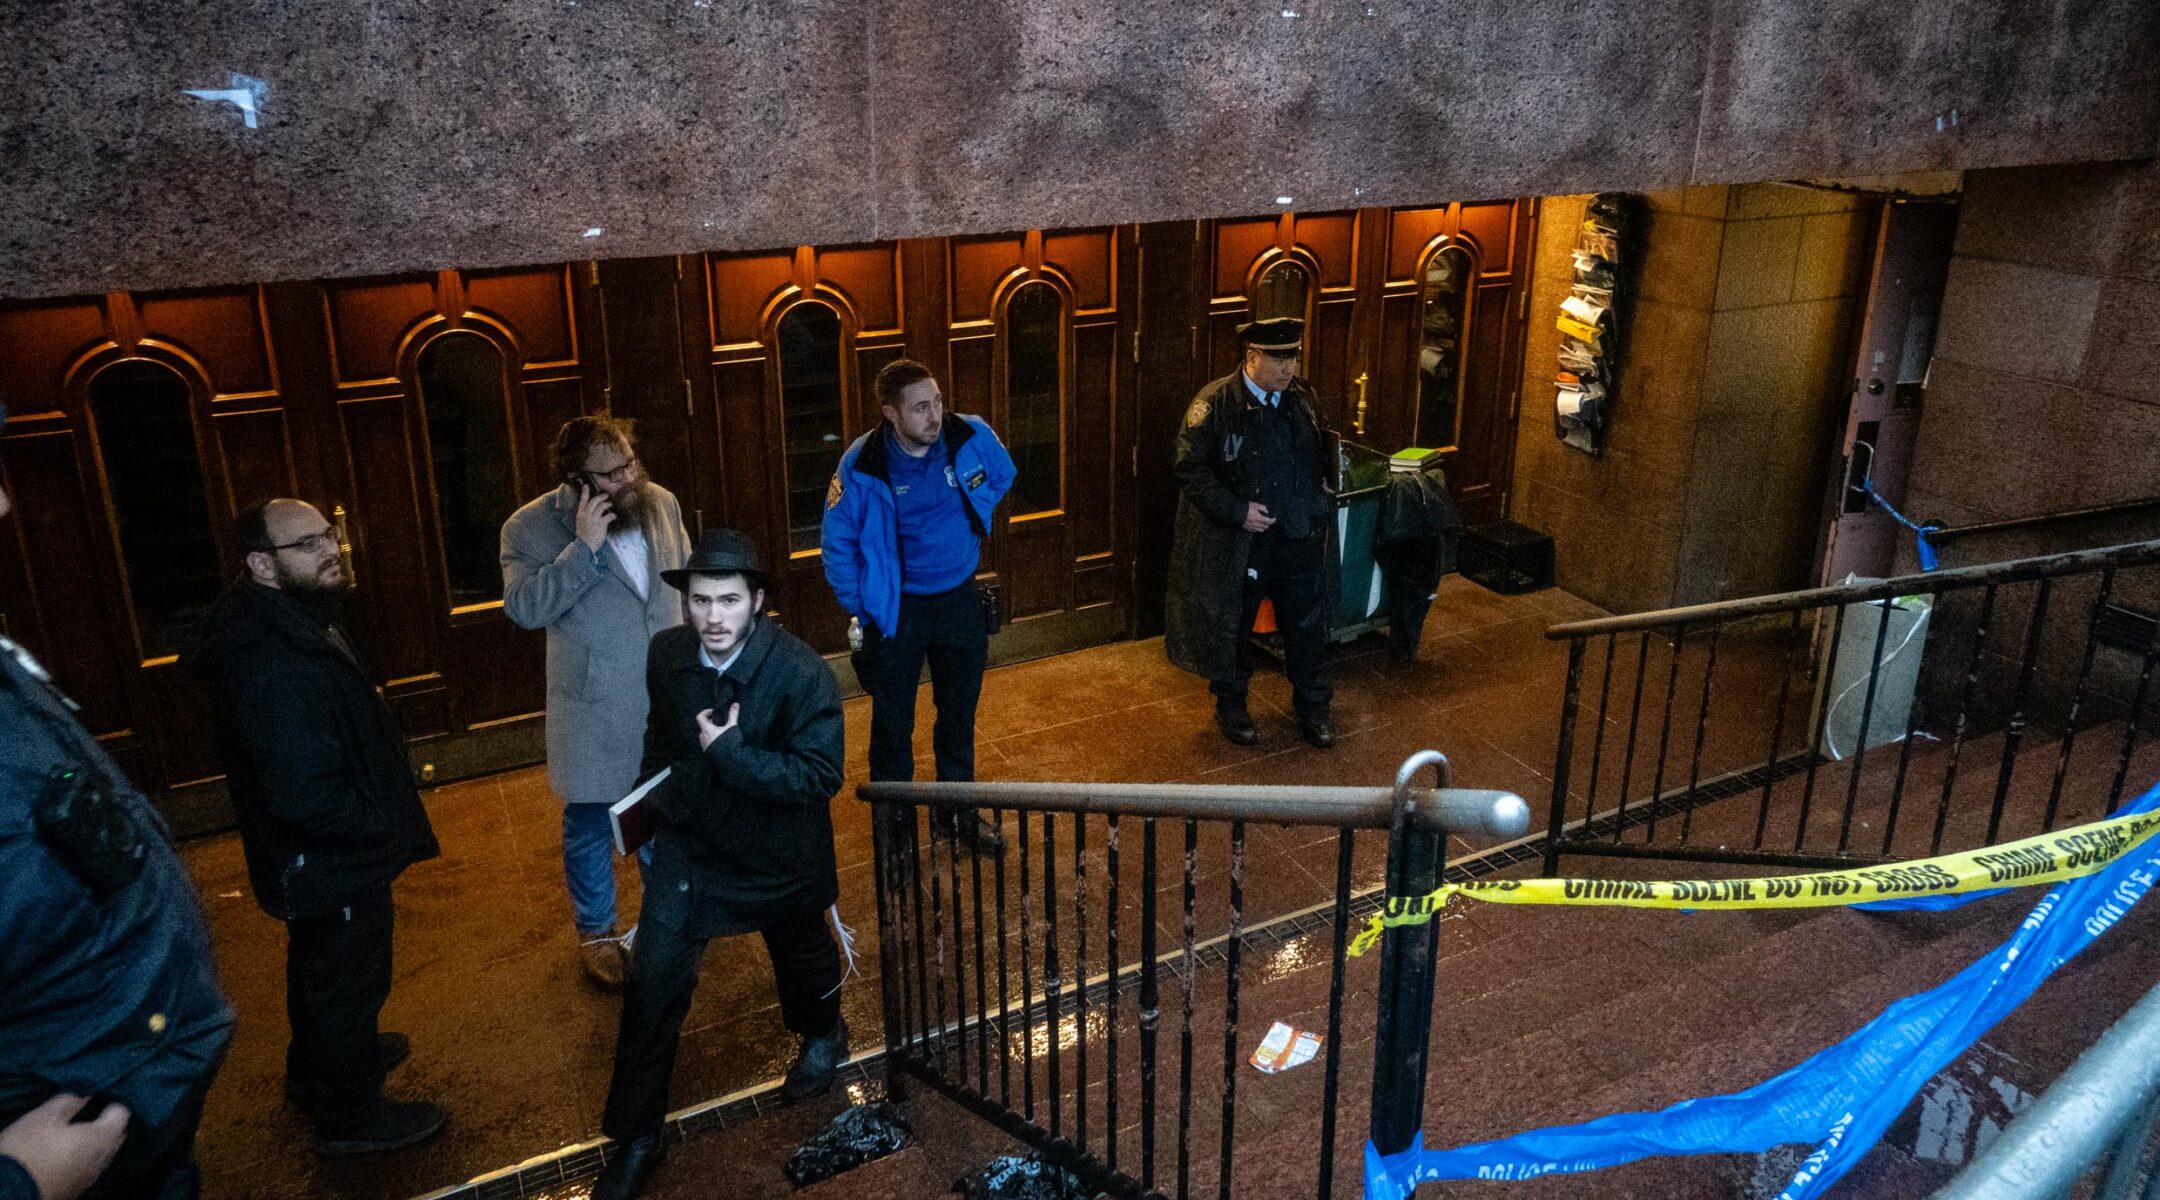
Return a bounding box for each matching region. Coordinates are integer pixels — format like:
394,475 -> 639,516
1213,532 -> 1333,718
601,906 -> 843,1142
284,885 -> 394,1134
861,581 -> 988,784
1375,537 -> 1447,660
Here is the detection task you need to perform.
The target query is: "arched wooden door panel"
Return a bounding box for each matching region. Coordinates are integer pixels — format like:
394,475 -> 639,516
1202,201 -> 1533,527
318,266 -> 600,739
688,231 -> 1136,661
687,243 -> 904,654
1367,201 -> 1532,526
0,286 -> 302,821
945,227 -> 1133,652
1202,212 -> 1361,432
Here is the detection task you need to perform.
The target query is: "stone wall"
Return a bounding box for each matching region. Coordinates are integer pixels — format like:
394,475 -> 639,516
1511,184 -> 1871,614
4,0 -> 2157,298
1906,160 -> 2160,555
1900,159 -> 2160,728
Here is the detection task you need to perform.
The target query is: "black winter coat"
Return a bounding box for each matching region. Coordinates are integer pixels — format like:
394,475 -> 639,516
638,617 -> 845,937
181,581 -> 439,921
1164,372 -> 1337,682
0,637 -> 232,1137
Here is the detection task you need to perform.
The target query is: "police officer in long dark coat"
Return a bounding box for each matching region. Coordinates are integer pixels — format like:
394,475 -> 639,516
1165,317 -> 1338,748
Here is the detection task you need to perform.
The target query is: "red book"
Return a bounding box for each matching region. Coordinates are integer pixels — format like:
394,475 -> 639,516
610,767 -> 671,857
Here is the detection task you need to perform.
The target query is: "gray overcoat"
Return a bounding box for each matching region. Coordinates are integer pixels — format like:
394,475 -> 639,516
500,483 -> 691,806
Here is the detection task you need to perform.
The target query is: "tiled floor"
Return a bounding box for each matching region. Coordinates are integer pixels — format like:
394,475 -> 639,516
180,577 -> 1597,1199
175,576 -> 2160,1199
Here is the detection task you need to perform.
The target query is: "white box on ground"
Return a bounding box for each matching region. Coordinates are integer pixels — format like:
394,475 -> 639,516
1810,590 -> 1932,761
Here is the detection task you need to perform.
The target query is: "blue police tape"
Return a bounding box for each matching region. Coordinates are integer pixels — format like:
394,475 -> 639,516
1859,476 -> 1940,571
1364,778 -> 2160,1199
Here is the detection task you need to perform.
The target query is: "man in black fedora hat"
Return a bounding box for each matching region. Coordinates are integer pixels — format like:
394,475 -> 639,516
593,529 -> 848,1200
1165,316 -> 1338,748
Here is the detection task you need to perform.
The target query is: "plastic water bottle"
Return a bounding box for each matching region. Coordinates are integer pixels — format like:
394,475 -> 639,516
847,616 -> 863,652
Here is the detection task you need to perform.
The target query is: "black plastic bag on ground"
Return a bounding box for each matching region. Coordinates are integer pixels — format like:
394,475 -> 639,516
955,1154 -> 1095,1200
783,1101 -> 913,1188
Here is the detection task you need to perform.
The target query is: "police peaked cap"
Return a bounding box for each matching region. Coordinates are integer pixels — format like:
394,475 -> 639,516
1235,317 -> 1305,354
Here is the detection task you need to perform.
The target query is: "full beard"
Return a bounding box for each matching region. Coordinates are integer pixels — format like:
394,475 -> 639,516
609,481 -> 653,533
276,561 -> 353,623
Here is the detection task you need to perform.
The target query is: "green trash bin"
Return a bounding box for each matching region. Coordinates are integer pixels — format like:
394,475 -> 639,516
1332,441 -> 1393,640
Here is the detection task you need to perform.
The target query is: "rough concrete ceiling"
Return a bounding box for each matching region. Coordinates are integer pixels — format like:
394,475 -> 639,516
2,0 -> 2156,299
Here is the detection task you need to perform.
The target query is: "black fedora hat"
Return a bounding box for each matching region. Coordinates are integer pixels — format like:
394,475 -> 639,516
661,528 -> 771,592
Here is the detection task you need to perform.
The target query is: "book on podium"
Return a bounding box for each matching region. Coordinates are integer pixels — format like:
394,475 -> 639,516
610,766 -> 670,856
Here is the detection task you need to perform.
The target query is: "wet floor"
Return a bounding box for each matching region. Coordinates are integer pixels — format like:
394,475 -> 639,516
178,574 -> 2160,1199
179,577 -> 1601,1199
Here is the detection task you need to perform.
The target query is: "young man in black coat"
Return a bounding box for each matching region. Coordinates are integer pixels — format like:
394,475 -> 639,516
594,529 -> 848,1200
182,498 -> 444,1158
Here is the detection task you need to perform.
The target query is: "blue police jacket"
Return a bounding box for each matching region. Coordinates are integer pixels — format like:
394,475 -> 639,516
0,637 -> 233,1141
821,413 -> 1016,636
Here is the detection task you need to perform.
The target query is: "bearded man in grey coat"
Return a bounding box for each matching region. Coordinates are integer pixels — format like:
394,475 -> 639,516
502,417 -> 692,989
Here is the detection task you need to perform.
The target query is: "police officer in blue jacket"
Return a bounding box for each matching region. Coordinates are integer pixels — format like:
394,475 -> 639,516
0,400 -> 233,1200
821,359 -> 1016,855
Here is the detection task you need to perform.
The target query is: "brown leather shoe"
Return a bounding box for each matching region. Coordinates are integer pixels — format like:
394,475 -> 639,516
579,932 -> 627,991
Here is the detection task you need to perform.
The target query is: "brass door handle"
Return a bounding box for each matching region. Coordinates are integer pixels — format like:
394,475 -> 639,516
333,503 -> 356,586
1352,372 -> 1369,436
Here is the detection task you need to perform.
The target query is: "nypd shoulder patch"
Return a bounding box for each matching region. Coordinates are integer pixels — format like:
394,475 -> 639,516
1184,398 -> 1211,429
824,473 -> 844,509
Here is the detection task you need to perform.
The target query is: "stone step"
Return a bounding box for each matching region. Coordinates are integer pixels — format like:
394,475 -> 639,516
791,1145 -> 958,1199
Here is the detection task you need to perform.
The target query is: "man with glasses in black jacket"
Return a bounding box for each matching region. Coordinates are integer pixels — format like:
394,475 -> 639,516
183,498 -> 445,1158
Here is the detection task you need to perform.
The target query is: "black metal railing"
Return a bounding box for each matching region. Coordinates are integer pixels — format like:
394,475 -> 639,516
861,759 -> 1527,1200
1540,537 -> 2160,875
1928,495 -> 2160,548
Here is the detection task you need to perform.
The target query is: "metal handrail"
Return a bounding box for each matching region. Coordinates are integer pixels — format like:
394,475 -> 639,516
857,779 -> 1531,840
1930,496 -> 2160,545
862,752 -> 1527,1199
1934,977 -> 2160,1199
1545,536 -> 2160,640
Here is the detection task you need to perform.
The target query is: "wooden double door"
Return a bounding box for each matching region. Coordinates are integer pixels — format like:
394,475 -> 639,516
0,267 -> 603,827
683,229 -> 1139,660
0,206 -> 1529,825
0,230 -> 1141,825
1195,202 -> 1534,526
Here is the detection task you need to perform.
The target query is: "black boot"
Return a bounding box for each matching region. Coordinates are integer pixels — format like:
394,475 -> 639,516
1216,702 -> 1259,747
1298,712 -> 1336,749
782,1018 -> 850,1101
286,1032 -> 412,1112
313,1098 -> 446,1157
592,1134 -> 668,1200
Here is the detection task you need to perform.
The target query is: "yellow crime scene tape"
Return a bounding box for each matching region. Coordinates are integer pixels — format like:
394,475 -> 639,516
1346,805 -> 2160,958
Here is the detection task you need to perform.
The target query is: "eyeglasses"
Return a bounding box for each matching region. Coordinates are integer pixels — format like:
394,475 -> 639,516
269,529 -> 339,555
584,457 -> 642,487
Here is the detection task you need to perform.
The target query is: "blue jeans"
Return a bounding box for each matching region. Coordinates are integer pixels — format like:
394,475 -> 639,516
562,803 -> 647,935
